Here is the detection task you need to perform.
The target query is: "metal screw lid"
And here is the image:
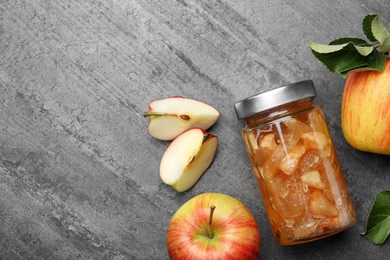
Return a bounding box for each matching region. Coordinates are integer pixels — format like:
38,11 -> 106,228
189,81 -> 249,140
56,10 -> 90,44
234,80 -> 317,120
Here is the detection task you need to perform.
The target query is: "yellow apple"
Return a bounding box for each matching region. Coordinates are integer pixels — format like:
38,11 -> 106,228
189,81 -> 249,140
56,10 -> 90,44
341,59 -> 390,155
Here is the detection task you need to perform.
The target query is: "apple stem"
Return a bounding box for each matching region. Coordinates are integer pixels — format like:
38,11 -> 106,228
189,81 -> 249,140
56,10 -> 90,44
207,206 -> 216,239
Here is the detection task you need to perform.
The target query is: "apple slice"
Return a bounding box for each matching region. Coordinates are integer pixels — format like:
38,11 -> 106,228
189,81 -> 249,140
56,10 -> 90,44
144,97 -> 219,141
160,128 -> 218,192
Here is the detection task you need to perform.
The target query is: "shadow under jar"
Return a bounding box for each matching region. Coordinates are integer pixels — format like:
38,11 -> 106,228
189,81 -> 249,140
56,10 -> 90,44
234,80 -> 356,245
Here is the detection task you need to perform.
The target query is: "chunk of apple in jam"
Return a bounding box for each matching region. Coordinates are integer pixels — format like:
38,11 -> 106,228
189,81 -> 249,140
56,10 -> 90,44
293,219 -> 322,239
278,145 -> 306,175
300,170 -> 325,189
262,159 -> 279,180
309,190 -> 338,219
274,174 -> 308,225
298,149 -> 322,175
301,131 -> 332,157
255,133 -> 277,166
284,118 -> 311,147
284,118 -> 312,135
271,145 -> 286,161
245,130 -> 258,156
260,133 -> 277,150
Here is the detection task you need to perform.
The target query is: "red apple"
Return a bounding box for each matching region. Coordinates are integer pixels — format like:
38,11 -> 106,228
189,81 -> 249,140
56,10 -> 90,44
342,59 -> 390,155
167,193 -> 260,260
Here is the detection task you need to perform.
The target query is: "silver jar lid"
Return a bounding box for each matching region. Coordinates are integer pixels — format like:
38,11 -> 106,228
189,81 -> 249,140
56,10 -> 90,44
234,80 -> 317,120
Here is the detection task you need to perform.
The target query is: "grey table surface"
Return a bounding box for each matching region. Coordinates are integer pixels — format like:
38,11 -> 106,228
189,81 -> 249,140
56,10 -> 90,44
1,0 -> 389,259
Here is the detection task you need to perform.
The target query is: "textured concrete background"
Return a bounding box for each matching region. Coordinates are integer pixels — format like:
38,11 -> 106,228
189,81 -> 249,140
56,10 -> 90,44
0,0 -> 389,259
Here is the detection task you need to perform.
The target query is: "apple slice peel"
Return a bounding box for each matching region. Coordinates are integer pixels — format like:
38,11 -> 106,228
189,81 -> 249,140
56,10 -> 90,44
160,128 -> 218,192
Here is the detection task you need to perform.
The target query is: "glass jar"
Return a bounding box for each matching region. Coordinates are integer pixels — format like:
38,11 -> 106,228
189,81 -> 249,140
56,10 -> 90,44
234,80 -> 356,245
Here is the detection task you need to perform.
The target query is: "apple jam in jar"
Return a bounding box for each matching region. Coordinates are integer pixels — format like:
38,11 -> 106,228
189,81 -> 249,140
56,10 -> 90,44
234,80 -> 356,245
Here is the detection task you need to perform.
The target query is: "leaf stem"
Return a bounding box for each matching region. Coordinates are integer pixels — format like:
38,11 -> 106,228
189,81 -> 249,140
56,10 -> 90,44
372,41 -> 381,48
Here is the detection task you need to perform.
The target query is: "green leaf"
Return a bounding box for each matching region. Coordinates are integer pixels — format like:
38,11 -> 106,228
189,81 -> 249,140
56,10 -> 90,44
308,38 -> 386,77
372,15 -> 390,51
308,39 -> 374,56
340,48 -> 386,78
362,14 -> 390,52
308,14 -> 389,77
363,14 -> 378,42
361,190 -> 390,244
310,48 -> 364,75
330,38 -> 369,45
329,38 -> 374,56
307,40 -> 348,53
366,47 -> 386,70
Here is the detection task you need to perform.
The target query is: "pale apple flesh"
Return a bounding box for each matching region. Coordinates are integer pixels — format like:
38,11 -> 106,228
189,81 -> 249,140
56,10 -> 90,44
145,97 -> 220,141
160,128 -> 218,192
167,193 -> 260,260
342,59 -> 390,155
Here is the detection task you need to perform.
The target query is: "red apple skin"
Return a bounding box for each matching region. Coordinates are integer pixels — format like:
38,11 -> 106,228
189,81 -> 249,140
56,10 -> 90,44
167,193 -> 260,260
342,59 -> 390,155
